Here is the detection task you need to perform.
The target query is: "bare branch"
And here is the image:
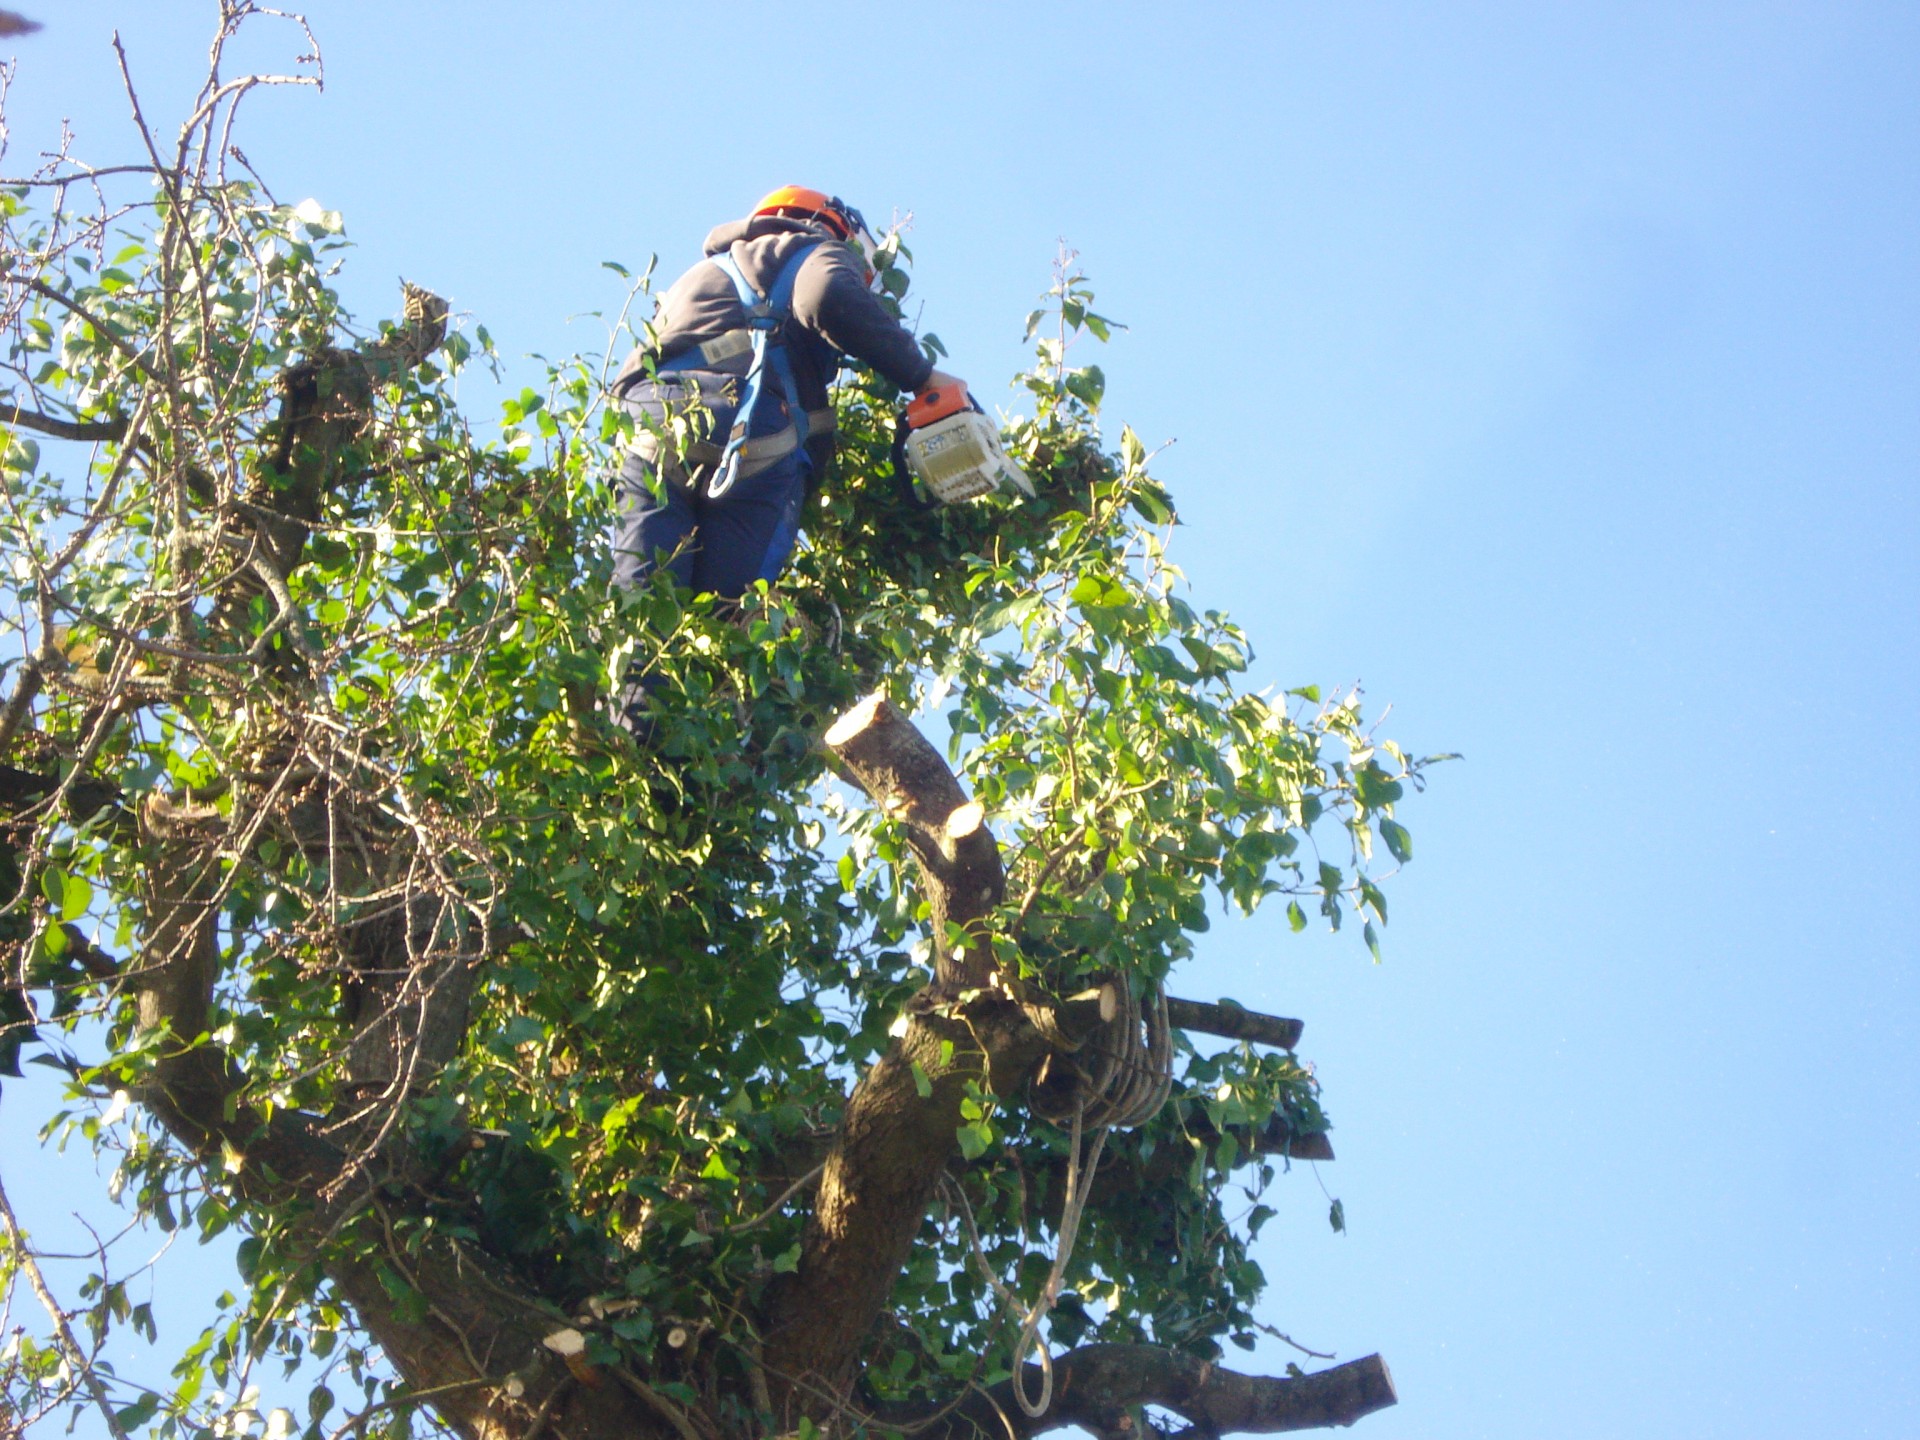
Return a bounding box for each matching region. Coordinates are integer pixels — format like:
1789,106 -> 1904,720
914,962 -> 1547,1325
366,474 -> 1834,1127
2,399 -> 127,443
7,273 -> 152,375
822,691 -> 1004,983
1165,997 -> 1303,1051
763,694 -> 1016,1404
0,1173 -> 133,1440
915,1346 -> 1396,1439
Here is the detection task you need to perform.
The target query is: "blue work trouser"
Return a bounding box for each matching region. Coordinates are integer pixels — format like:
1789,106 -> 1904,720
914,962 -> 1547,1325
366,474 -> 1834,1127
611,445 -> 809,733
612,446 -> 809,600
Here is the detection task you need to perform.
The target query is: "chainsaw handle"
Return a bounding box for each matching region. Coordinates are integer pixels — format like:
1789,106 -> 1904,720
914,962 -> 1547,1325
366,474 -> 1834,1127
890,410 -> 936,509
906,376 -> 971,429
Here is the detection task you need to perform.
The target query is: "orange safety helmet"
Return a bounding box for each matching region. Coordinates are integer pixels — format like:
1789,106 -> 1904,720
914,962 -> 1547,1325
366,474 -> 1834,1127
752,185 -> 861,239
751,185 -> 882,287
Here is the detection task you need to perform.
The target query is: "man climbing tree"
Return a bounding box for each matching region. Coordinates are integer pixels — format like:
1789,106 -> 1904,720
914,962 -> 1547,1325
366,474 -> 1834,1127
611,186 -> 963,599
0,11 -> 1436,1440
608,186 -> 966,729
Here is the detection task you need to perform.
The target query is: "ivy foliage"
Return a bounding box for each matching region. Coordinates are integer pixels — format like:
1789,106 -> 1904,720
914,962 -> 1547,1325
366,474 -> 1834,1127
0,110 -> 1442,1439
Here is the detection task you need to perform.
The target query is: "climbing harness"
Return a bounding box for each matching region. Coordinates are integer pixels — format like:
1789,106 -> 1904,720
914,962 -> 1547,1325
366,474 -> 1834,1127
651,241 -> 829,500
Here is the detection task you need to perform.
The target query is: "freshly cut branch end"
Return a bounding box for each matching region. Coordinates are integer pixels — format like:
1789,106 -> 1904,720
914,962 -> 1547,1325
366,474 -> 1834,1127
945,799 -> 986,841
822,692 -> 885,747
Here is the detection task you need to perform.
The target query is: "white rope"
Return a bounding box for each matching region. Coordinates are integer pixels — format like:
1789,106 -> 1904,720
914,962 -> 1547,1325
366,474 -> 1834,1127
947,1103 -> 1109,1420
951,978 -> 1174,1420
1011,1103 -> 1108,1417
1030,981 -> 1172,1132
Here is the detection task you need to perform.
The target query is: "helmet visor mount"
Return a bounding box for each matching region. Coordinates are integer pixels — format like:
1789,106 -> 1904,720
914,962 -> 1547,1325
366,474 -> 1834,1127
829,199 -> 882,291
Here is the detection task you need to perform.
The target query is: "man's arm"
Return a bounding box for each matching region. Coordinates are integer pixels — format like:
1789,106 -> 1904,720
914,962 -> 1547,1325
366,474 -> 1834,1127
792,245 -> 938,394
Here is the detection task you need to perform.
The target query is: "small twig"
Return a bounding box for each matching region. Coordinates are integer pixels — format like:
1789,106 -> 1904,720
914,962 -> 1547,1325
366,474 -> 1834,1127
519,1376 -> 570,1440
321,1377 -> 492,1440
610,1366 -> 709,1440
1250,1320 -> 1337,1362
729,1162 -> 824,1234
0,1173 -> 133,1440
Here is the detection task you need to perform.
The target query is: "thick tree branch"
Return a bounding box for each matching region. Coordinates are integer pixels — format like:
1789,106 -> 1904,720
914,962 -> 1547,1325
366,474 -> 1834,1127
914,1346 -> 1396,1439
126,789 -> 663,1440
2,399 -> 127,443
132,790 -> 253,1155
0,759 -> 125,824
761,698 -> 1349,1425
236,282 -> 447,584
1165,997 -> 1303,1051
820,691 -> 1003,984
762,694 -> 1012,1405
762,700 -> 1314,1410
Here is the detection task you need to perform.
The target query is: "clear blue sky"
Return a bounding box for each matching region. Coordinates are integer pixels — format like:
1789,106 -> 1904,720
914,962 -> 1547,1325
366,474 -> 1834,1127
4,4 -> 1915,1437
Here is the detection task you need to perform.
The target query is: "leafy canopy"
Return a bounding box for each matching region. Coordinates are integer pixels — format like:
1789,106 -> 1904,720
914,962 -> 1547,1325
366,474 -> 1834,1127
0,27 -> 1438,1438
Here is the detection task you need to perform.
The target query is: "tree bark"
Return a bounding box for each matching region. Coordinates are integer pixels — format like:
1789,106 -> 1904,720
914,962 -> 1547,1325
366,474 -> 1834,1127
907,1347 -> 1396,1439
1165,997 -> 1303,1051
761,694 -> 1013,1406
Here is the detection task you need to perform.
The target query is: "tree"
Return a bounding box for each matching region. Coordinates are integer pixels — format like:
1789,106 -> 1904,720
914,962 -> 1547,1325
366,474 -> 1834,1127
0,10 -> 1438,1440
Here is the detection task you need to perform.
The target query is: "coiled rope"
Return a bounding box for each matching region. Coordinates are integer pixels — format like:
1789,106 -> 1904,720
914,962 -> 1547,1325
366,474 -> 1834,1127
1027,979 -> 1173,1132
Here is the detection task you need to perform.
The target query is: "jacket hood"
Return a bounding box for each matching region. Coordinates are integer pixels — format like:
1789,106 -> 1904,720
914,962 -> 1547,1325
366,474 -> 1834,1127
703,214 -> 837,256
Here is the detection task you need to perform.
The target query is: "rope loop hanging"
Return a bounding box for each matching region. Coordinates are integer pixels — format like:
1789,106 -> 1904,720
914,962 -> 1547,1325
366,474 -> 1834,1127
962,974 -> 1174,1418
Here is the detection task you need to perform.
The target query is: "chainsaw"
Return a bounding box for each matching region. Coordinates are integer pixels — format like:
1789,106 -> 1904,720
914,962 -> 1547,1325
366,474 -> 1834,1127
892,381 -> 1036,506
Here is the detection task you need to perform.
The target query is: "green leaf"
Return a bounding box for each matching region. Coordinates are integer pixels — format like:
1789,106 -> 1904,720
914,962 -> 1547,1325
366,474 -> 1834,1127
975,594 -> 1040,635
1129,482 -> 1174,525
1064,364 -> 1105,409
1328,1198 -> 1346,1234
1068,574 -> 1108,608
955,1119 -> 992,1160
1379,818 -> 1413,863
500,1015 -> 543,1047
1353,763 -> 1404,809
61,872 -> 92,922
114,1396 -> 160,1431
1287,900 -> 1307,933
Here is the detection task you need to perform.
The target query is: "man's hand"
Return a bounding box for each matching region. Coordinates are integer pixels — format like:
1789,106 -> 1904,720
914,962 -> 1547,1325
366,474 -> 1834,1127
918,370 -> 966,397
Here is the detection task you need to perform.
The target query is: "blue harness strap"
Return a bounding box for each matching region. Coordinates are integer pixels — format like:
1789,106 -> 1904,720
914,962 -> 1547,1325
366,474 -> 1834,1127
704,241 -> 818,499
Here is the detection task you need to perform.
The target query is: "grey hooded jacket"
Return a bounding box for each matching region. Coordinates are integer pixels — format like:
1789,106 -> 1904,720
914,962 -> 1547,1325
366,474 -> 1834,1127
611,215 -> 933,480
